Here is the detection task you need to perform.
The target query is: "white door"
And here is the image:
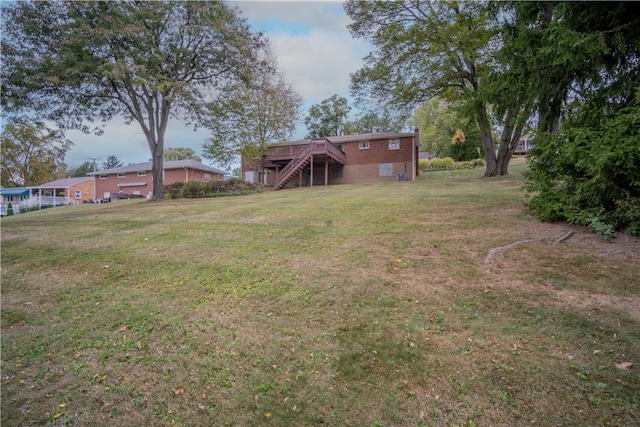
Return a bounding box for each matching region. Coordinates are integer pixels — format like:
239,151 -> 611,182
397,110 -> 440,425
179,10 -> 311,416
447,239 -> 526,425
103,192 -> 111,198
244,171 -> 255,183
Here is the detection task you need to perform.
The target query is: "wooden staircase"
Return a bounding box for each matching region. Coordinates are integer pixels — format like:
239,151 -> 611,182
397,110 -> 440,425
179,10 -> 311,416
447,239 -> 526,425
274,140 -> 345,190
274,144 -> 313,190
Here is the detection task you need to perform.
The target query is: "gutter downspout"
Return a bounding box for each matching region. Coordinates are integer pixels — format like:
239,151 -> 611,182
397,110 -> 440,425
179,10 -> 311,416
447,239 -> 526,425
183,167 -> 189,183
412,129 -> 416,181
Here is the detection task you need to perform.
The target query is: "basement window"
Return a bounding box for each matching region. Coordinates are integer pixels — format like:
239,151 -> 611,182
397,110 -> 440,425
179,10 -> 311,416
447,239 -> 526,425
331,166 -> 343,179
379,163 -> 393,177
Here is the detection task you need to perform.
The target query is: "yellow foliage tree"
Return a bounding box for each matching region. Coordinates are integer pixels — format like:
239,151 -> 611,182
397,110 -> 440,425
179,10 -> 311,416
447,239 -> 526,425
451,129 -> 466,145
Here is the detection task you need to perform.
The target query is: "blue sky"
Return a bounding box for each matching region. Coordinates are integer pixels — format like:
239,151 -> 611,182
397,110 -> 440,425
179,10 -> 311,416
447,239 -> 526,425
57,1 -> 371,171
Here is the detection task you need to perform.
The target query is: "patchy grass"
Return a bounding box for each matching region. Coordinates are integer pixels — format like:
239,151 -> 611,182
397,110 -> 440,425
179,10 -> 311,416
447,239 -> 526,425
2,162 -> 639,426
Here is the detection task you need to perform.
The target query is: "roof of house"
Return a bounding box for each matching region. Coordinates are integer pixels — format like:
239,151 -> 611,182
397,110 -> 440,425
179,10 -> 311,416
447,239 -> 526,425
326,131 -> 416,144
272,131 -> 416,147
0,187 -> 31,196
88,159 -> 226,175
37,177 -> 94,189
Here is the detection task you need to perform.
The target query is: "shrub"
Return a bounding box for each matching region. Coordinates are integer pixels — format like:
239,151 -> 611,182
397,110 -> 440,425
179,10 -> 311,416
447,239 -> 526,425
181,181 -> 208,198
165,179 -> 265,199
525,92 -> 640,236
164,182 -> 184,199
418,159 -> 430,170
429,158 -> 443,169
442,157 -> 454,168
472,158 -> 486,168
453,161 -> 473,169
7,202 -> 14,216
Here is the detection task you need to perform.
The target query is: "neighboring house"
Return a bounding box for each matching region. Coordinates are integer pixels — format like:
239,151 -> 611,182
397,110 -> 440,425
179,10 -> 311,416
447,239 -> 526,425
1,177 -> 93,215
36,177 -> 95,204
514,137 -> 534,156
88,159 -> 227,199
242,130 -> 420,190
0,187 -> 32,205
0,187 -> 32,216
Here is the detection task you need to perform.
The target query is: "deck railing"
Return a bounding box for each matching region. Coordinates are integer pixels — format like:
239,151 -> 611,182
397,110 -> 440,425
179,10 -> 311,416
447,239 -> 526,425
1,196 -> 77,216
274,140 -> 346,189
275,144 -> 312,185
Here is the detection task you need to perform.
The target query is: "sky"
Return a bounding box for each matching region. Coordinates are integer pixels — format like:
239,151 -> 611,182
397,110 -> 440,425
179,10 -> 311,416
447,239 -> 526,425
58,1 -> 372,171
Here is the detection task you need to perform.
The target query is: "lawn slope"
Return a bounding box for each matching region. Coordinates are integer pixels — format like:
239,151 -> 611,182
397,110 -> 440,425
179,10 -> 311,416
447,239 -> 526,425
2,163 -> 639,426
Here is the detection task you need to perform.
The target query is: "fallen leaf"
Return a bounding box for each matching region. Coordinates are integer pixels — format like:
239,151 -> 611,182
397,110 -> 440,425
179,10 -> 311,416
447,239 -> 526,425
616,362 -> 633,370
54,412 -> 64,419
174,387 -> 184,395
616,378 -> 630,386
265,412 -> 272,418
117,325 -> 128,333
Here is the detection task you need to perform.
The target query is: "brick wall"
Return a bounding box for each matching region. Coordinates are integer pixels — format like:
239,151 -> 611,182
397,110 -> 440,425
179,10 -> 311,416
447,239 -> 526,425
70,180 -> 95,202
341,135 -> 415,166
95,167 -> 223,198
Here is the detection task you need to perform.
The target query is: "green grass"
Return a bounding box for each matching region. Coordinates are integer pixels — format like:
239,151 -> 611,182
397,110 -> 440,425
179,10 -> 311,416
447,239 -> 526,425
2,161 -> 639,426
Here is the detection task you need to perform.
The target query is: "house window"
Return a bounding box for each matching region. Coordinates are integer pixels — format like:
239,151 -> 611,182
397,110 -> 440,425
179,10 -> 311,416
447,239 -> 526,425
117,172 -> 126,178
388,139 -> 400,150
379,163 -> 393,177
137,171 -> 146,177
75,190 -> 81,199
203,173 -> 212,181
331,166 -> 343,179
359,141 -> 370,150
99,174 -> 108,180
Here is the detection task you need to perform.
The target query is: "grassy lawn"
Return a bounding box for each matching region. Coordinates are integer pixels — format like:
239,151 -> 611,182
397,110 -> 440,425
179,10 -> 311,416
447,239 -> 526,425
2,161 -> 639,426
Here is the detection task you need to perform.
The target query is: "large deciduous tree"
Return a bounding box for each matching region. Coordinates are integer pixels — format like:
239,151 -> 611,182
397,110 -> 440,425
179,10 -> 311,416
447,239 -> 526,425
413,98 -> 481,160
304,94 -> 351,138
202,57 -> 302,169
162,148 -> 202,163
72,161 -> 95,177
345,112 -> 406,134
1,118 -> 72,187
1,1 -> 266,199
345,0 -> 530,176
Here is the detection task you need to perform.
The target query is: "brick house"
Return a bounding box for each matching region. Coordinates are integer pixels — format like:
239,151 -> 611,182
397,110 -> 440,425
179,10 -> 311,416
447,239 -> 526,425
89,159 -> 226,199
1,178 -> 94,215
242,130 -> 419,189
36,177 -> 95,203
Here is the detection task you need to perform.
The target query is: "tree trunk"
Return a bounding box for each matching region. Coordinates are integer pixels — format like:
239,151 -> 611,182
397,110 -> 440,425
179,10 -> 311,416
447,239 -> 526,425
145,98 -> 170,201
477,102 -> 498,176
150,137 -> 164,201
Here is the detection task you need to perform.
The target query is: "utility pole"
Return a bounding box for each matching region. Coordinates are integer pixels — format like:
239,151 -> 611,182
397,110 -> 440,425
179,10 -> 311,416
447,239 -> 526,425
87,158 -> 100,172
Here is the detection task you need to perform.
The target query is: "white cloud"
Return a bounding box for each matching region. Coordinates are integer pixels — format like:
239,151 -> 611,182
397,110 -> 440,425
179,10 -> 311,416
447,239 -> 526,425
272,30 -> 368,101
234,1 -> 370,104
